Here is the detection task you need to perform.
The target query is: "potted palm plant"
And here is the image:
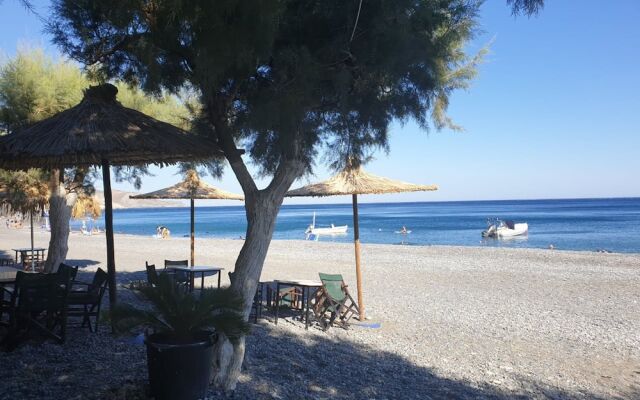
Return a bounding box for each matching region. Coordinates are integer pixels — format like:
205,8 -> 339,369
112,274 -> 249,400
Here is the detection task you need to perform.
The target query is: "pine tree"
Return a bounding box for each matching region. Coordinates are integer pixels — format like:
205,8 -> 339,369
48,0 -> 544,390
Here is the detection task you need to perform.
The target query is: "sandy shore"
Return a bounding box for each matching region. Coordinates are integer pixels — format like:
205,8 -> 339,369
1,225 -> 639,398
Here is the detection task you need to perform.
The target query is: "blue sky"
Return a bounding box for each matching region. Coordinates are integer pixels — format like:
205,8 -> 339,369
1,0 -> 639,205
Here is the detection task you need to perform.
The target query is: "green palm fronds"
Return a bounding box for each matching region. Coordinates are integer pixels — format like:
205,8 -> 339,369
111,274 -> 250,342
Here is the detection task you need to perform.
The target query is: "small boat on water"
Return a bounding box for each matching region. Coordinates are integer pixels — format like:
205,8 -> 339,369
482,219 -> 528,238
305,212 -> 347,239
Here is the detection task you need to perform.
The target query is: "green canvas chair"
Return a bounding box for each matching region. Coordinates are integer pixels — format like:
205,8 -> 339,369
316,273 -> 359,330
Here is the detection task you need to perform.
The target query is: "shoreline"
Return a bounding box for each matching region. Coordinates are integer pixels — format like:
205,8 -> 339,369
79,229 -> 640,256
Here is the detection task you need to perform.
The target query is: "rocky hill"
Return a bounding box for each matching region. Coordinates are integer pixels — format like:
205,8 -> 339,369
95,190 -> 184,209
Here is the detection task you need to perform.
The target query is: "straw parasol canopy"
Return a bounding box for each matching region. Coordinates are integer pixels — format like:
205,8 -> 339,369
0,83 -> 222,308
0,84 -> 218,169
72,194 -> 102,220
0,169 -> 50,270
286,167 -> 438,197
286,165 -> 438,320
131,170 -> 244,201
131,170 -> 243,265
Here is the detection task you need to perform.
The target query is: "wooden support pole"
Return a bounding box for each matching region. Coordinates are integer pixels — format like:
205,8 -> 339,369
101,160 -> 117,308
190,198 -> 195,266
30,210 -> 34,271
352,194 -> 365,321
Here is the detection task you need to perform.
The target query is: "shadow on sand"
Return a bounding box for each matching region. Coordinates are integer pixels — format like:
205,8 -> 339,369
0,270 -> 636,399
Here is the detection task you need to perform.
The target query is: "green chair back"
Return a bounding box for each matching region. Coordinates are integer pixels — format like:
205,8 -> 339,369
319,273 -> 347,302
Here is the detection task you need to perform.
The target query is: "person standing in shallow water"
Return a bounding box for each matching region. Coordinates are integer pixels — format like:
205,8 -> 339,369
156,226 -> 170,239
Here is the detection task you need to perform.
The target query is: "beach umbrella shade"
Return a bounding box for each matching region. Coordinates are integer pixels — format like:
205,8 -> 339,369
0,84 -> 222,308
130,169 -> 244,266
72,194 -> 102,220
286,165 -> 438,320
0,170 -> 49,270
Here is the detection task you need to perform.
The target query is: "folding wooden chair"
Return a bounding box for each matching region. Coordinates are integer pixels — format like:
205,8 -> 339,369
315,273 -> 359,330
67,268 -> 108,332
1,270 -> 73,349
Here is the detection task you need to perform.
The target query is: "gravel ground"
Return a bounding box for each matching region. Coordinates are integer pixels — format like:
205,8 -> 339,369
1,227 -> 639,399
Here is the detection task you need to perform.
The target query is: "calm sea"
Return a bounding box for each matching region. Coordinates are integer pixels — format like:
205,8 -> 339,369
71,198 -> 640,253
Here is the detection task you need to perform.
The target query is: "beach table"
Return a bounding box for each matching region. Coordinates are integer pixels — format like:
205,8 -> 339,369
274,279 -> 322,330
166,265 -> 224,293
11,247 -> 46,264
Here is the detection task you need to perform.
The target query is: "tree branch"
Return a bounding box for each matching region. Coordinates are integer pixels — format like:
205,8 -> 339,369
205,97 -> 258,196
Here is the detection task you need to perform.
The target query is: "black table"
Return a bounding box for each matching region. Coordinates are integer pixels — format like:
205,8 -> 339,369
274,279 -> 322,330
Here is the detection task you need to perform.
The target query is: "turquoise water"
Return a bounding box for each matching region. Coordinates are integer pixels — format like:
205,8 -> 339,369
71,198 -> 640,253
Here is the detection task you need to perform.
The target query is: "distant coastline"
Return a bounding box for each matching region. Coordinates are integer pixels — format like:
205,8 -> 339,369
95,189 -> 182,209
97,195 -> 640,209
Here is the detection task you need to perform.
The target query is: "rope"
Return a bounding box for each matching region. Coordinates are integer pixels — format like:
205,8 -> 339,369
349,0 -> 364,43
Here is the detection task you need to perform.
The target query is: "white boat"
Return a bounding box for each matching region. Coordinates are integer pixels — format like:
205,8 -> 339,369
305,212 -> 347,238
482,219 -> 528,238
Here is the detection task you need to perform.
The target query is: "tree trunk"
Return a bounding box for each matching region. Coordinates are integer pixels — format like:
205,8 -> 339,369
204,96 -> 305,392
44,169 -> 76,273
211,193 -> 281,391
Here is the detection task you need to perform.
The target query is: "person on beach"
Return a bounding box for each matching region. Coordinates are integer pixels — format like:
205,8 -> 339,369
156,226 -> 170,239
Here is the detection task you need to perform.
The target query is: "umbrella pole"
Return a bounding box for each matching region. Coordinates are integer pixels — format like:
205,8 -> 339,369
30,210 -> 35,271
102,160 -> 117,308
190,198 -> 195,266
352,194 -> 365,321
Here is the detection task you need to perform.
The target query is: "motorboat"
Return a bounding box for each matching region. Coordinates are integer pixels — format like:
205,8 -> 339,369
482,219 -> 528,238
305,212 -> 347,239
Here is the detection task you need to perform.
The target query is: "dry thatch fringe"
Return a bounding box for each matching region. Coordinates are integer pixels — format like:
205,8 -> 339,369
0,84 -> 222,170
71,194 -> 102,219
286,166 -> 438,197
130,169 -> 244,200
0,169 -> 50,213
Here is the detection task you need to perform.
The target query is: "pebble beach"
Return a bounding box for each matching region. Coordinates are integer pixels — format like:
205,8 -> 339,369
1,226 -> 639,399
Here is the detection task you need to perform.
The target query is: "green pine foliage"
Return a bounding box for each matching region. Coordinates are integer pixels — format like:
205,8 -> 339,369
0,48 -> 86,132
47,0 -> 509,174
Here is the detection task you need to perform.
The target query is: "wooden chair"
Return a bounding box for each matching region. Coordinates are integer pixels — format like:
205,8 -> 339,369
315,273 -> 359,330
57,263 -> 79,281
67,268 -> 108,332
164,259 -> 190,288
145,262 -> 159,287
1,269 -> 73,348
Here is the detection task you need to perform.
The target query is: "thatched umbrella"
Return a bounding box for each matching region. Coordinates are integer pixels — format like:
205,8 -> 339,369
286,165 -> 438,320
0,170 -> 50,270
0,84 -> 222,308
72,194 -> 102,220
130,169 -> 243,266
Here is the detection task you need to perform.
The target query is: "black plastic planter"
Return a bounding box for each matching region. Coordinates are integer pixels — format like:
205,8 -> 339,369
145,332 -> 215,400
